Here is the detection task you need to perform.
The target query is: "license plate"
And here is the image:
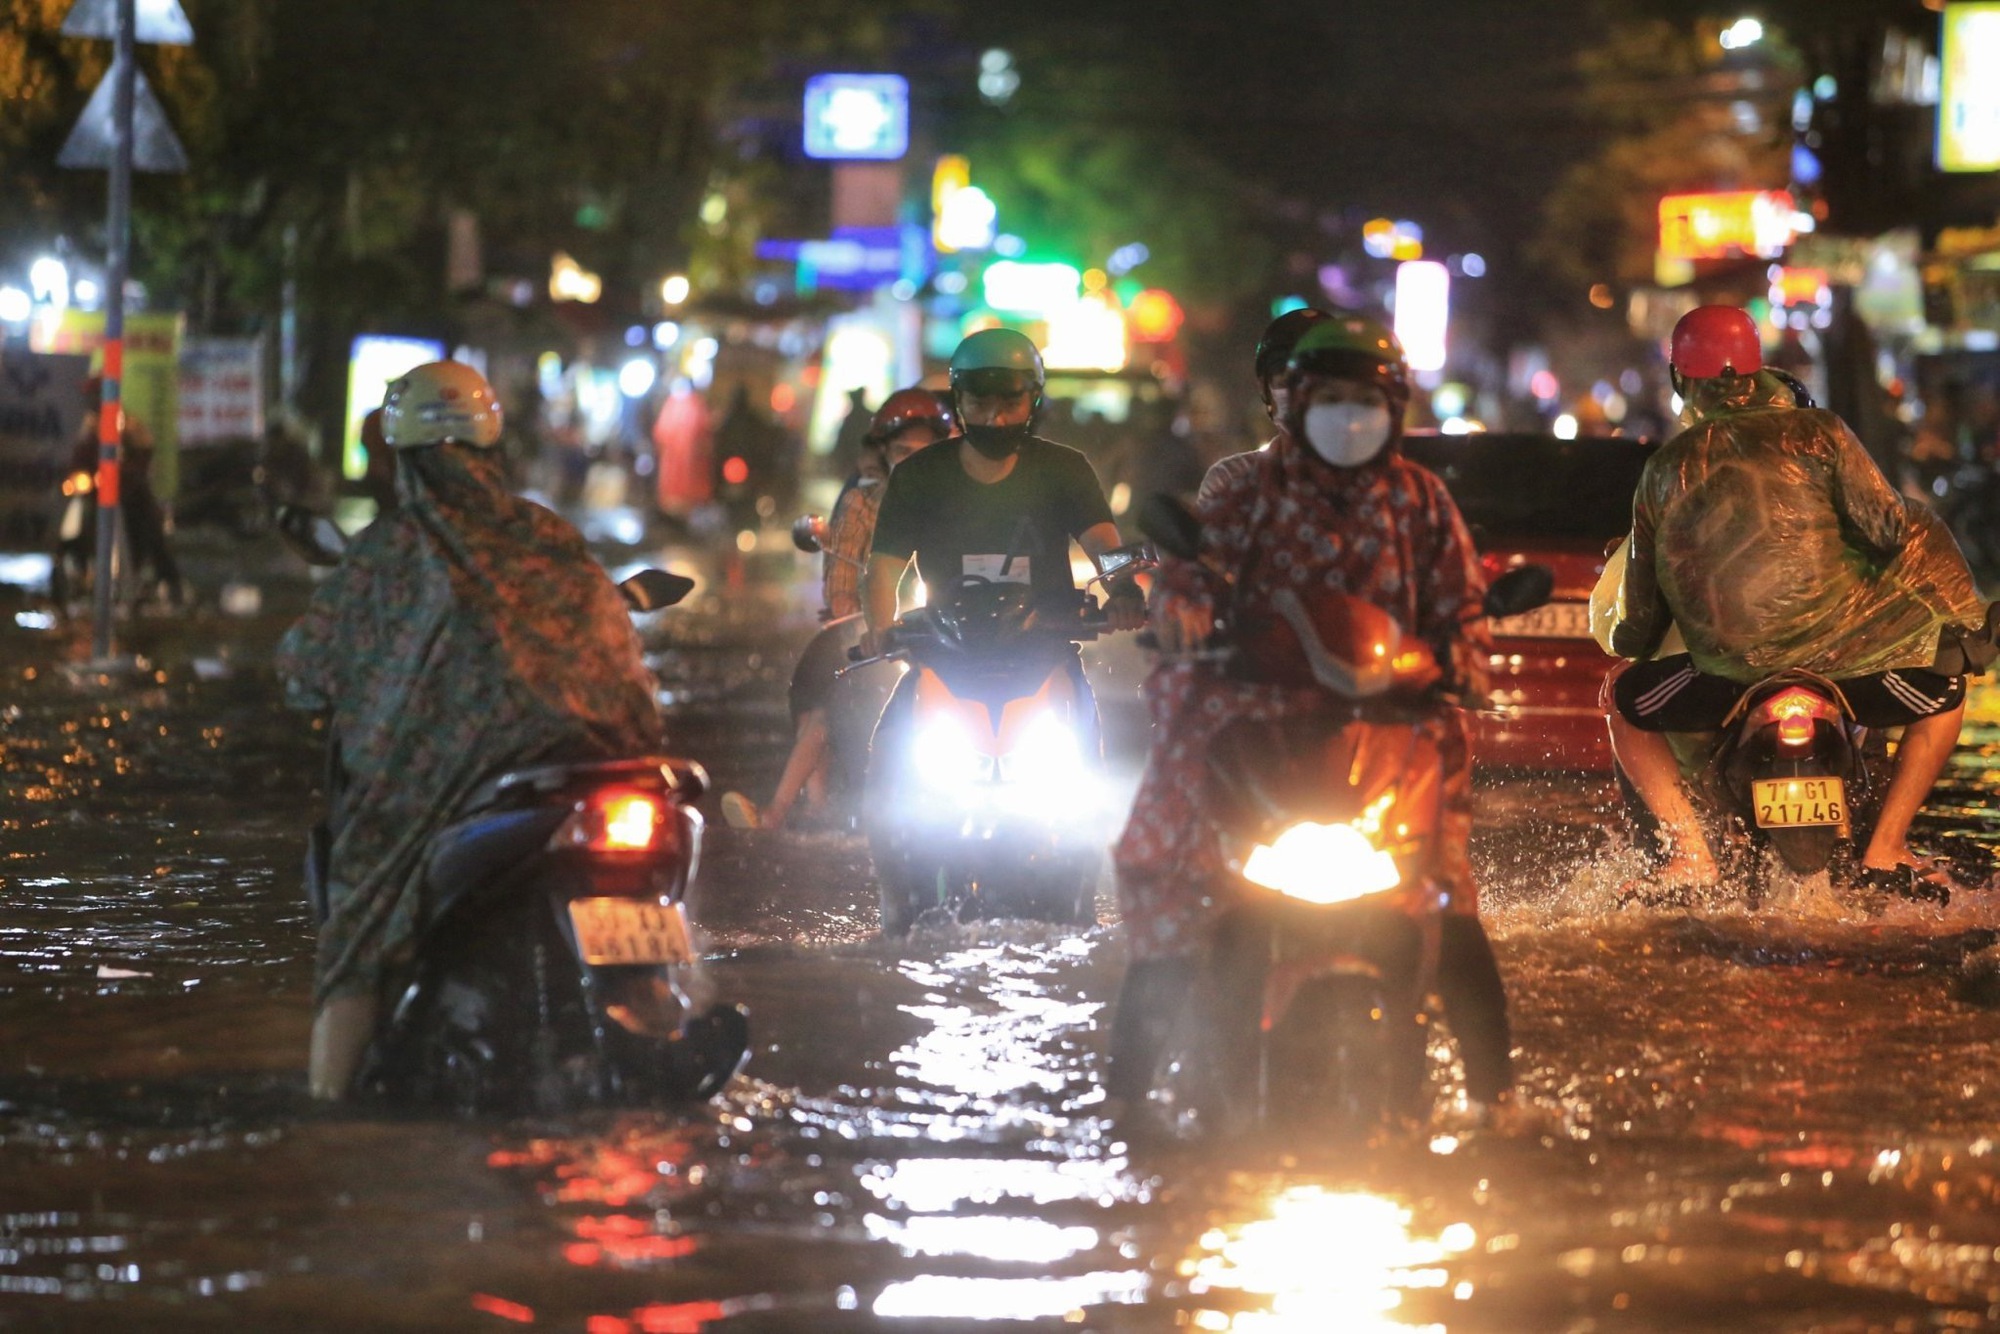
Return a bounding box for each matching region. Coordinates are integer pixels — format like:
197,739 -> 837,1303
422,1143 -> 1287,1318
1491,601 -> 1592,640
1751,777 -> 1846,829
567,898 -> 694,966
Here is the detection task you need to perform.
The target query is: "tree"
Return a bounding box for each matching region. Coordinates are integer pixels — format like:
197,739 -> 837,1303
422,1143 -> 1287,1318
1532,14 -> 1802,296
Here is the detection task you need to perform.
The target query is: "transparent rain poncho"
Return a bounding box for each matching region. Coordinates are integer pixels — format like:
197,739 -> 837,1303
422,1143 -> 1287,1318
1606,371 -> 1984,680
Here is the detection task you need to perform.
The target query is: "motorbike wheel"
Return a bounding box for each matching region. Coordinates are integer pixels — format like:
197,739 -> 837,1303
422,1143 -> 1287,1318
371,897 -> 601,1115
1265,976 -> 1397,1139
1023,854 -> 1100,927
873,845 -> 940,938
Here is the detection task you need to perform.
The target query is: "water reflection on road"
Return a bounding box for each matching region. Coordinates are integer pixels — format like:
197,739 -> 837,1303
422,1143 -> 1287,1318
4,575 -> 2000,1329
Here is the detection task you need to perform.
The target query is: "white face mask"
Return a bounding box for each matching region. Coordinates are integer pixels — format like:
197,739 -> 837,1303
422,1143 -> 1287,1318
1302,402 -> 1393,467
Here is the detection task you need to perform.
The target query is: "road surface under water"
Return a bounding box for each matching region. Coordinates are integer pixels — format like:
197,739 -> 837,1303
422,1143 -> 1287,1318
5,550 -> 2000,1332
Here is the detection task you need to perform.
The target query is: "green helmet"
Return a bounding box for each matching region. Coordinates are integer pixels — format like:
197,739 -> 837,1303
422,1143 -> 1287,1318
1285,312 -> 1410,407
949,327 -> 1045,401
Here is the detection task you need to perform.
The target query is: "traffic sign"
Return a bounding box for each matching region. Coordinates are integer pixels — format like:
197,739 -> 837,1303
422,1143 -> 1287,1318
57,57 -> 188,173
61,0 -> 193,43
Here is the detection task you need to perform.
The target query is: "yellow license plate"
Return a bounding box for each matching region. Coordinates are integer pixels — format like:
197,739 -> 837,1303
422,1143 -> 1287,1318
567,898 -> 694,967
1751,777 -> 1846,829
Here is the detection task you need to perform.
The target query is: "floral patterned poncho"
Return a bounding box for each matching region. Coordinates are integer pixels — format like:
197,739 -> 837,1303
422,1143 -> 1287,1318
276,446 -> 663,1004
1113,432 -> 1488,962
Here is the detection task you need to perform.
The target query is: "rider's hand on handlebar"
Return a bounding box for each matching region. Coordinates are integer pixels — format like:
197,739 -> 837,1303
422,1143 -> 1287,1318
1103,589 -> 1148,633
1150,591 -> 1213,652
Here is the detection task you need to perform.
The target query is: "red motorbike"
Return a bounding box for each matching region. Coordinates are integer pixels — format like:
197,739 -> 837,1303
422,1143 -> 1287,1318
1137,498 -> 1550,1135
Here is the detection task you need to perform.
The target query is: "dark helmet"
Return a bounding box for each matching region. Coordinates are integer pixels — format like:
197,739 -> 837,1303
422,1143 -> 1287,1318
867,387 -> 954,445
1253,306 -> 1332,386
1281,312 -> 1412,438
1669,305 -> 1763,380
948,327 -> 1045,406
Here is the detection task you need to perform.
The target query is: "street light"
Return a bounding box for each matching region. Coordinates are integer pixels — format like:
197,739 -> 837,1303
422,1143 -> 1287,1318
29,256 -> 69,307
660,274 -> 690,306
1720,17 -> 1764,50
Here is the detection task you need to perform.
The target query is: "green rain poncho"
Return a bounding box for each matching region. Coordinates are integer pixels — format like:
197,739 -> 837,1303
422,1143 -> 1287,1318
276,445 -> 663,1004
1609,371 -> 1984,681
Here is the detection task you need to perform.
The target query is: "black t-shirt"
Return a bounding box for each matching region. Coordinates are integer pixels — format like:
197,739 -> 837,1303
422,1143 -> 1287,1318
871,436 -> 1115,605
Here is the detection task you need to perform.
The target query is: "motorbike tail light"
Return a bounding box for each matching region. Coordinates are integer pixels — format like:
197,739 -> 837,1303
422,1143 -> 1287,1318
551,789 -> 666,852
1753,686 -> 1840,749
63,471 -> 93,497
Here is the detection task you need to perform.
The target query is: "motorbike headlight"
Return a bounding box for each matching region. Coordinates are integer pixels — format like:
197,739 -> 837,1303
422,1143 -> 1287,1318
913,718 -> 989,788
1004,712 -> 1080,785
1241,820 -> 1402,905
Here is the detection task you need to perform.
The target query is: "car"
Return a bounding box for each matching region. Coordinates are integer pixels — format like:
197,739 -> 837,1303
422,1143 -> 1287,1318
1403,431 -> 1658,772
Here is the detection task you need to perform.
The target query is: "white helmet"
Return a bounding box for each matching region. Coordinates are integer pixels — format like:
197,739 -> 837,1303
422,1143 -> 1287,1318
381,361 -> 503,448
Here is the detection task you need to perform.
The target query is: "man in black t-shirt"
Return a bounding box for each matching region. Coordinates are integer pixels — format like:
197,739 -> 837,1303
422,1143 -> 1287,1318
863,329 -> 1144,651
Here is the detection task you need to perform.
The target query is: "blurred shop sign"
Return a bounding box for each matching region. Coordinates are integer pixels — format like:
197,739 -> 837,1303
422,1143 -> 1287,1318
803,74 -> 909,161
1789,231 -> 1925,334
40,309 -> 184,493
179,336 -> 264,446
0,351 -> 90,548
1940,3 -> 2000,172
1658,190 -> 1799,261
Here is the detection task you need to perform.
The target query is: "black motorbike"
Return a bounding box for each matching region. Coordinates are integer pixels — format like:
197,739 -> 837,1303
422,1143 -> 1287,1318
852,550 -> 1149,936
1618,670 -> 1888,904
283,510 -> 747,1113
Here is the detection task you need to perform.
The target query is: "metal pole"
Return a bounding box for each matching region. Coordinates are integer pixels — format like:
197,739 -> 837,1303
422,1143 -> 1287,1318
89,0 -> 135,661
280,223 -> 298,419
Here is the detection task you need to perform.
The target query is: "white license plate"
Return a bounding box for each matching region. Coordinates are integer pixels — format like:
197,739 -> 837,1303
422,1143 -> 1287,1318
567,898 -> 694,966
1491,601 -> 1593,640
1751,777 -> 1846,829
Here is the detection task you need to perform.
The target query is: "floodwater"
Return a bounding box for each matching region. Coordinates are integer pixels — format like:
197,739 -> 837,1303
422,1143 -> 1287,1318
6,552 -> 2000,1332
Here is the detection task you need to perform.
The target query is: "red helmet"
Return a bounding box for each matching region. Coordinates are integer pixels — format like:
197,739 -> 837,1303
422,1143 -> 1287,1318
867,388 -> 954,445
1670,306 -> 1763,379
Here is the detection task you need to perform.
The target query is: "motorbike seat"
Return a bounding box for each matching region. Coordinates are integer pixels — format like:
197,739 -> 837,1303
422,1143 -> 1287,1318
459,755 -> 707,816
424,806 -> 571,924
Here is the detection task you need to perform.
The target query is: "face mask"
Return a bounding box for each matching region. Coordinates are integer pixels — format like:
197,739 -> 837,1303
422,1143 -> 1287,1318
963,421 -> 1030,459
1302,403 -> 1392,467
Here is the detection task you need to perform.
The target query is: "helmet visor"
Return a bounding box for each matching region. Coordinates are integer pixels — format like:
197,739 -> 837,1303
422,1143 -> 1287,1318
956,368 -> 1036,400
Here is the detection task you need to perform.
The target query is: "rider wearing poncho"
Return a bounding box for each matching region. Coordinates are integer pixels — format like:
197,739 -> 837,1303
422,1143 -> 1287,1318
1606,305 -> 1992,900
277,362 -> 661,1098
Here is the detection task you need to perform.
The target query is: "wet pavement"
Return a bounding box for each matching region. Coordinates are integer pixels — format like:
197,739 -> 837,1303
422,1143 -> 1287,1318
7,541 -> 2000,1331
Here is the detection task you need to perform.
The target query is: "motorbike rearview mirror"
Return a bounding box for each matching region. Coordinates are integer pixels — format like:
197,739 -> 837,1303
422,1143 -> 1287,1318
1483,564 -> 1555,619
275,504 -> 347,567
620,569 -> 697,611
791,514 -> 828,554
1136,493 -> 1203,561
1093,542 -> 1155,580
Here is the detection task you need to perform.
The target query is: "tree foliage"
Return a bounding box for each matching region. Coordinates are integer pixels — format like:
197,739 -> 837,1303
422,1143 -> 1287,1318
1532,15 -> 1802,294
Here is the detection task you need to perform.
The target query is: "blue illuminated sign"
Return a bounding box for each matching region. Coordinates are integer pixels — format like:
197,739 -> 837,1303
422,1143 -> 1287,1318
803,74 -> 909,161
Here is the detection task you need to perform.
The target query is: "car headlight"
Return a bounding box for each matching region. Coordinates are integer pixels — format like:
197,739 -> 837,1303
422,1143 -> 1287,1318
913,718 -> 990,787
1241,820 -> 1402,905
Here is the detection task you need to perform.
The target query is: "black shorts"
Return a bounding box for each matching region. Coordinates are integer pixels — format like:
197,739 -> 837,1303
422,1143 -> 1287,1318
1612,653 -> 1965,733
789,619 -> 863,722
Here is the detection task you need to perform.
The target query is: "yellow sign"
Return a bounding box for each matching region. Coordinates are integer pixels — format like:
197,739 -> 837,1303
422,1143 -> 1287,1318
1940,3 -> 2000,172
37,309 -> 186,497
1658,191 -> 1797,261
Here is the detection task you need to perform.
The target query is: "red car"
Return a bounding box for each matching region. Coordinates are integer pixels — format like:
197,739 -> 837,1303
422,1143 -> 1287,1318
1403,432 -> 1658,772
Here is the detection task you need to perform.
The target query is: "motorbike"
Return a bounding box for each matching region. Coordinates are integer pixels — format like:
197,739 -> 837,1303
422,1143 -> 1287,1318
49,464 -> 96,612
849,546 -> 1152,936
1616,668 -> 1890,904
281,508 -> 748,1113
1136,495 -> 1552,1136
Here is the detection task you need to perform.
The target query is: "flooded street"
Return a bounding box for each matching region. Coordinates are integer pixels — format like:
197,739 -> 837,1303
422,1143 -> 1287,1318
7,551 -> 2000,1332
